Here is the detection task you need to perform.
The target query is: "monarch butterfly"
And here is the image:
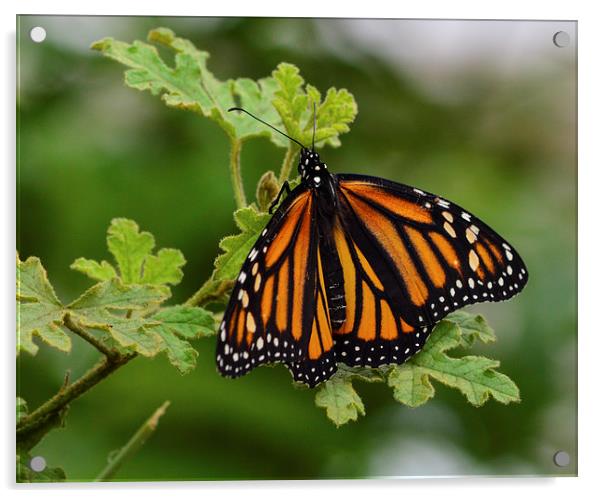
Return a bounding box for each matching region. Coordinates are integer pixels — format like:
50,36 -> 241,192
216,107 -> 528,387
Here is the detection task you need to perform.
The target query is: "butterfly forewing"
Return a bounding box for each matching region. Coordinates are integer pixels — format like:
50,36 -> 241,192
217,188 -> 315,377
217,187 -> 338,386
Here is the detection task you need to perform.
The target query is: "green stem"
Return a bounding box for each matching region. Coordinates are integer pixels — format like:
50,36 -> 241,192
184,273 -> 234,307
185,145 -> 296,308
185,147 -> 296,308
278,145 -> 296,184
229,138 -> 246,208
17,354 -> 135,438
63,313 -> 117,359
95,401 -> 170,482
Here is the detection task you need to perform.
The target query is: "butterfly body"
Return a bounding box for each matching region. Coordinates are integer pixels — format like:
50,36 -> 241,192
216,148 -> 528,387
297,148 -> 339,216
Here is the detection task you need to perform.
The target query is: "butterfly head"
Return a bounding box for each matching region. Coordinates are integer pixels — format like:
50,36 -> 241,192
298,148 -> 329,189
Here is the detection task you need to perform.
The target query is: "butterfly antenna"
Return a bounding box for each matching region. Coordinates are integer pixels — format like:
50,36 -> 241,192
228,107 -> 306,149
311,102 -> 317,151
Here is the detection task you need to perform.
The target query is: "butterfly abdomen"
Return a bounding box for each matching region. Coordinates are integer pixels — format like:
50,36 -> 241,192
323,261 -> 346,330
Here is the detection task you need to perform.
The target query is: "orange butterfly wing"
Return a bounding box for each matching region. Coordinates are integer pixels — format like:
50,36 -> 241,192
331,174 -> 528,366
217,173 -> 528,386
217,188 -> 337,386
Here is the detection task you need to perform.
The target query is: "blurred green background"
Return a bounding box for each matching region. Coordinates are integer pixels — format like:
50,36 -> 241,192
16,17 -> 577,480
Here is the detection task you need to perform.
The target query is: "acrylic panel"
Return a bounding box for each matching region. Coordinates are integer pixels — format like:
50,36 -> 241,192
16,16 -> 577,482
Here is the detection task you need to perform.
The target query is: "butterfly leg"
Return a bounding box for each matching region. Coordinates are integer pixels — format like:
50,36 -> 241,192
269,181 -> 291,214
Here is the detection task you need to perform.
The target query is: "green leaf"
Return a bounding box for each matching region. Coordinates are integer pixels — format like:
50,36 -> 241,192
93,30 -> 358,149
272,63 -> 358,148
17,302 -> 70,355
71,308 -> 162,357
74,218 -> 186,292
213,206 -> 271,281
68,279 -> 169,311
387,362 -> 436,407
154,326 -> 199,374
16,256 -> 69,355
92,28 -> 285,146
107,218 -> 155,284
388,320 -> 520,408
17,256 -> 61,306
311,87 -> 357,148
272,63 -> 306,138
316,313 -> 518,426
150,306 -> 215,374
102,315 -> 163,357
17,397 -> 28,424
314,364 -> 385,426
335,364 -> 389,384
141,248 -> 186,286
152,305 -> 216,339
70,258 -> 117,282
447,310 -> 496,348
315,375 -> 365,427
67,280 -> 168,357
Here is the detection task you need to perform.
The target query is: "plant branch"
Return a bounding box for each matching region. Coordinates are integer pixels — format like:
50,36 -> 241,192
278,145 -> 296,184
229,138 -> 246,209
17,354 -> 135,438
184,273 -> 233,307
95,401 -> 170,482
63,313 -> 117,359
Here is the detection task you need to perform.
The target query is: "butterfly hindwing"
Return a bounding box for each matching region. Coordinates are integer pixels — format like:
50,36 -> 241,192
329,212 -> 431,367
285,237 -> 338,386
